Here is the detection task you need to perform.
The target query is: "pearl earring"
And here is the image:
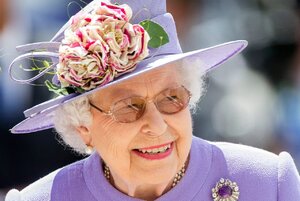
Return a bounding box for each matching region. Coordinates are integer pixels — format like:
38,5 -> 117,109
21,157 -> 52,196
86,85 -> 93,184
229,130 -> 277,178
85,145 -> 93,154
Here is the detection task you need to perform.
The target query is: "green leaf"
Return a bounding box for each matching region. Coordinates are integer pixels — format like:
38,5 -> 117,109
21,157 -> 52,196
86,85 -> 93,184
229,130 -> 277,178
73,87 -> 85,94
44,80 -> 69,96
139,20 -> 169,48
42,60 -> 50,68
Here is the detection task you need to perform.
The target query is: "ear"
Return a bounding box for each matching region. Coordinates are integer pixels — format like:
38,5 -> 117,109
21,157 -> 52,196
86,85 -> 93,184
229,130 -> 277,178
76,125 -> 92,146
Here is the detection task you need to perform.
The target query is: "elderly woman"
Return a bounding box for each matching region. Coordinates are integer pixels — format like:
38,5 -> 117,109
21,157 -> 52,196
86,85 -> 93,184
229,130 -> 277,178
6,0 -> 300,201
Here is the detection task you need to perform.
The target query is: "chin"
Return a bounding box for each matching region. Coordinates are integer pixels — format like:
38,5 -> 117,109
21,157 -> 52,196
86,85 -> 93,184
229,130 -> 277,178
130,157 -> 179,184
134,166 -> 178,185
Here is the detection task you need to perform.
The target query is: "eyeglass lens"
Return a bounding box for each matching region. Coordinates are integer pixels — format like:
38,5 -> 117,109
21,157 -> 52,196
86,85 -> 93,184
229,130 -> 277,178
111,86 -> 191,123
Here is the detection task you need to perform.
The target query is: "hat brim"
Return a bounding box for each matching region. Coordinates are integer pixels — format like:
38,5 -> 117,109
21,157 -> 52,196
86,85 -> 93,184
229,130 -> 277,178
11,40 -> 248,134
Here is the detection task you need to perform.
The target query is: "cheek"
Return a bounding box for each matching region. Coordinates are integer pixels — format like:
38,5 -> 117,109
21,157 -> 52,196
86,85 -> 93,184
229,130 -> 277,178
167,108 -> 193,138
89,113 -> 141,168
167,109 -> 193,166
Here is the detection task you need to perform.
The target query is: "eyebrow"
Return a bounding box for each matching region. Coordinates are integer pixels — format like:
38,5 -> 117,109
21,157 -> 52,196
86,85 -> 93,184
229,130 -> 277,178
98,81 -> 182,102
105,88 -> 137,103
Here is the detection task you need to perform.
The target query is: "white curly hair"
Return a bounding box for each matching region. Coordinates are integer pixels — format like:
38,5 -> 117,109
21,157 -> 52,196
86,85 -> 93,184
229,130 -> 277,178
53,59 -> 207,154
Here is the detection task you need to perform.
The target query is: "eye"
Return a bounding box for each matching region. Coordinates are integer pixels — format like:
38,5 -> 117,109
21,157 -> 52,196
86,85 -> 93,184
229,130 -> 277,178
113,97 -> 145,114
155,86 -> 191,114
127,103 -> 143,111
161,95 -> 183,107
166,95 -> 180,101
112,97 -> 146,122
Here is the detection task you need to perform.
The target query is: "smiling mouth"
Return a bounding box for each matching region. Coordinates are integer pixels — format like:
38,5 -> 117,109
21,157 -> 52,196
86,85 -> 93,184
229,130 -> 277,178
132,142 -> 174,160
135,143 -> 171,154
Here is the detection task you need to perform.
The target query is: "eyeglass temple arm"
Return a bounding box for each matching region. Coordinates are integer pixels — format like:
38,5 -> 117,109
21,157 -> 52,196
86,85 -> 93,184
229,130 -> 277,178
89,101 -> 105,113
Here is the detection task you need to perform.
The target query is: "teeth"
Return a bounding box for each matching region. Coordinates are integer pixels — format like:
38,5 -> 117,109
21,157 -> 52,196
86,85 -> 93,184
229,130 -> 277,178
138,144 -> 171,154
158,147 -> 165,152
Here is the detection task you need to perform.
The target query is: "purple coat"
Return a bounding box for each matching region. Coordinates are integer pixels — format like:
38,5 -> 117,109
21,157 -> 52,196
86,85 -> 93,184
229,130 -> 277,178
6,136 -> 300,201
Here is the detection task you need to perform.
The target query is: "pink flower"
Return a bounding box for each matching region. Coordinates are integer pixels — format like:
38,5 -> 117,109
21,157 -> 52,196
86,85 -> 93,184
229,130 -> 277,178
57,1 -> 149,91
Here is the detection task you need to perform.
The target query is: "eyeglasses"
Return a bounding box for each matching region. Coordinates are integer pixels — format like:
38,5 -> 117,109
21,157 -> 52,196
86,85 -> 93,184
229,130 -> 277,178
89,85 -> 192,123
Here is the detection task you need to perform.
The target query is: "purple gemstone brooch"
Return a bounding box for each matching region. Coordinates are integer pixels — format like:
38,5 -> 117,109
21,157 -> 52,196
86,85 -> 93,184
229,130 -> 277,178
211,178 -> 240,201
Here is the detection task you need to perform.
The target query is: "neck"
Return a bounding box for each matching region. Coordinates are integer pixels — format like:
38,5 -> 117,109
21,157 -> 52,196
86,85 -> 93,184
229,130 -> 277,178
110,172 -> 173,200
103,162 -> 187,200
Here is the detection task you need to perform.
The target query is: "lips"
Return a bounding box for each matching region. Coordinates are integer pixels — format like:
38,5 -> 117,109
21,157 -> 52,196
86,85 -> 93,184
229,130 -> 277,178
132,142 -> 174,160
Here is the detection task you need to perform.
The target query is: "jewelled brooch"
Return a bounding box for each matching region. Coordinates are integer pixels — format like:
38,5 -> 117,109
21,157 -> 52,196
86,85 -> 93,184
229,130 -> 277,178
211,178 -> 240,201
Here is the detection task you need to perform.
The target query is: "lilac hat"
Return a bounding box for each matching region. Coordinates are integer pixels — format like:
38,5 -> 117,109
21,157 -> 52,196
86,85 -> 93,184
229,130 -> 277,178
9,0 -> 247,134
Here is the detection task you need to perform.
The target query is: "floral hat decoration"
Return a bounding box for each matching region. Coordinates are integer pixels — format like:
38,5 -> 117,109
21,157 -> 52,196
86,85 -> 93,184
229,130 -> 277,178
9,0 -> 247,134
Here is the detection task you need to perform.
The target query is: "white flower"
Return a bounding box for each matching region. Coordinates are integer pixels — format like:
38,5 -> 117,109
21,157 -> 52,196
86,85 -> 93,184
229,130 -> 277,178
57,1 -> 149,91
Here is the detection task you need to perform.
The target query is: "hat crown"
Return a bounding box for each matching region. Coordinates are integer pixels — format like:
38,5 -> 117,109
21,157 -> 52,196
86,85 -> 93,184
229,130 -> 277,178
51,0 -> 168,43
110,0 -> 166,24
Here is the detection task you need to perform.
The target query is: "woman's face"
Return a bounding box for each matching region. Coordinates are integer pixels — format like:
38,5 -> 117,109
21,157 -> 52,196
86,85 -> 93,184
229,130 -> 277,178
84,65 -> 193,187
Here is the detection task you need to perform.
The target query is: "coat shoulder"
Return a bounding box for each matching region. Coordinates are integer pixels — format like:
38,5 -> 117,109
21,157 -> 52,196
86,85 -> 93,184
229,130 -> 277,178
211,142 -> 279,173
209,141 -> 300,199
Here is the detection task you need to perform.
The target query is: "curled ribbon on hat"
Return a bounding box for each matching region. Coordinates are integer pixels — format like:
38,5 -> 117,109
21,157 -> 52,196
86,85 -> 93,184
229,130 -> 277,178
8,42 -> 60,84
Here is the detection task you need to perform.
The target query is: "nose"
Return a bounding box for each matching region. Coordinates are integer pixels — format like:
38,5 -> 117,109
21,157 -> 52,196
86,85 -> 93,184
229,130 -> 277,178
140,101 -> 168,136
